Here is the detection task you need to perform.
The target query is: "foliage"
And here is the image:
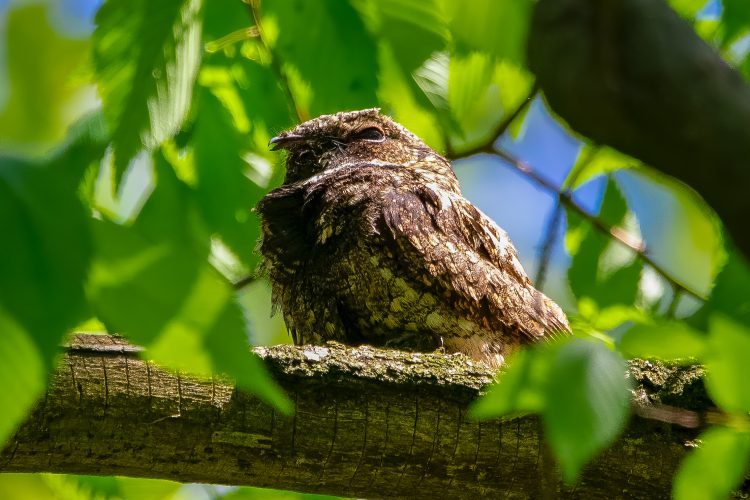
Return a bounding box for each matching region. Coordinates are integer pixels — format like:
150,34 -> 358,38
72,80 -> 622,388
2,0 -> 750,498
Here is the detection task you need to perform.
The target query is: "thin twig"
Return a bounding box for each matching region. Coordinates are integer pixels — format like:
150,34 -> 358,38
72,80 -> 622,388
534,205 -> 563,290
446,84 -> 538,158
534,146 -> 600,288
492,149 -> 706,301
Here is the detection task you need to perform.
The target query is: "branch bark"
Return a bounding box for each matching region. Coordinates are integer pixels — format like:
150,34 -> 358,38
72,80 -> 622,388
0,334 -> 707,498
528,0 -> 750,260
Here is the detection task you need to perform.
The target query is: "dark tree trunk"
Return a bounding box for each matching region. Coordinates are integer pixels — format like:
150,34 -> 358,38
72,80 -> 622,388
528,0 -> 750,260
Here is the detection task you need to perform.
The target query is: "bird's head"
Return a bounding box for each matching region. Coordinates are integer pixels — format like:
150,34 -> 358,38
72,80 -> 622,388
270,108 -> 443,184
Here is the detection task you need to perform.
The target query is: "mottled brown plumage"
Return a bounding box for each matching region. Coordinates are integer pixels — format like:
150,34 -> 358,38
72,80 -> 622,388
256,109 -> 569,367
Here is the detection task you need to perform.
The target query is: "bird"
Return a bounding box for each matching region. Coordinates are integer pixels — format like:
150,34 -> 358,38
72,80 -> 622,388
256,108 -> 569,367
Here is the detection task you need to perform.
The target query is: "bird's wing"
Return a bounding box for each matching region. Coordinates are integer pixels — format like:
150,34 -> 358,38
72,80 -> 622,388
378,182 -> 569,341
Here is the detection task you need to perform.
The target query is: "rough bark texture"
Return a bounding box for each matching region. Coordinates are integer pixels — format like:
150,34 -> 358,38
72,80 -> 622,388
528,0 -> 750,259
0,334 -> 708,498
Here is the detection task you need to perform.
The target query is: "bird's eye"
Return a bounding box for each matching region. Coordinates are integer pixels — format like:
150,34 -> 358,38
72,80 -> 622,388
353,127 -> 385,142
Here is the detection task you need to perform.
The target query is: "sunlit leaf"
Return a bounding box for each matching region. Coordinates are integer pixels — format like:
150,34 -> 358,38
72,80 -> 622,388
704,314 -> 750,413
264,0 -> 378,116
93,0 -> 203,182
619,321 -> 706,361
543,339 -> 631,483
673,426 -> 750,500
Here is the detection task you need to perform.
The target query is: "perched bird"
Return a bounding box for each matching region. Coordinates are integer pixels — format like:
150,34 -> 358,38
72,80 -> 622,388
256,109 -> 569,367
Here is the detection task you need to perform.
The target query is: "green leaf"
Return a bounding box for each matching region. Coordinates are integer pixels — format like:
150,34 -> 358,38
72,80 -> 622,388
668,0 -> 709,19
48,110 -> 111,192
0,307 -> 45,446
88,155 -> 291,413
192,87 -> 266,270
355,0 -> 448,76
704,314 -> 750,413
0,4 -> 90,151
564,145 -> 637,190
619,321 -> 706,361
543,339 -> 631,483
567,178 -> 643,308
0,157 -> 92,365
701,249 -> 750,326
673,427 -> 750,500
469,346 -> 555,419
93,0 -> 203,182
721,0 -> 750,47
264,0 -> 379,116
447,54 -> 533,151
443,0 -> 533,65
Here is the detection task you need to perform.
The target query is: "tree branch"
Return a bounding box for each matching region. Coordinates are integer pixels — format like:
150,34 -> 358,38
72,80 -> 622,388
1,334 -> 707,498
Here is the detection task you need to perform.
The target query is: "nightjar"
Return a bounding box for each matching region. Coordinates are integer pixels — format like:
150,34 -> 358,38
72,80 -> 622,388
256,109 -> 569,367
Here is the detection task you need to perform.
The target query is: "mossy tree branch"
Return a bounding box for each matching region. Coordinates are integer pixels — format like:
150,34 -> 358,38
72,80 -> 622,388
0,334 -> 707,498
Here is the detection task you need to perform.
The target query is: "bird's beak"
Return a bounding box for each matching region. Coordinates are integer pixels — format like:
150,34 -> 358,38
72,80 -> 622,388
269,133 -> 303,151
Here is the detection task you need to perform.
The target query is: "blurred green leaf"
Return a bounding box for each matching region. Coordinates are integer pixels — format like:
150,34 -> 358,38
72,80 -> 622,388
93,0 -> 203,182
443,0 -> 532,64
0,4 -> 91,152
473,337 -> 631,483
543,339 -> 631,483
566,178 -> 643,308
704,314 -> 750,413
700,248 -> 750,326
234,59 -> 297,152
355,0 -> 448,76
376,44 -> 445,149
668,0 -> 709,19
264,0 -> 379,116
88,154 -> 292,413
447,54 -> 533,151
0,157 -> 91,365
192,86 -> 266,270
203,0 -> 253,44
564,145 -> 637,189
114,477 -> 182,500
673,426 -> 750,500
619,321 -> 706,361
721,0 -> 750,47
469,345 -> 555,419
0,307 -> 45,446
353,0 -> 449,144
48,110 -> 110,194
